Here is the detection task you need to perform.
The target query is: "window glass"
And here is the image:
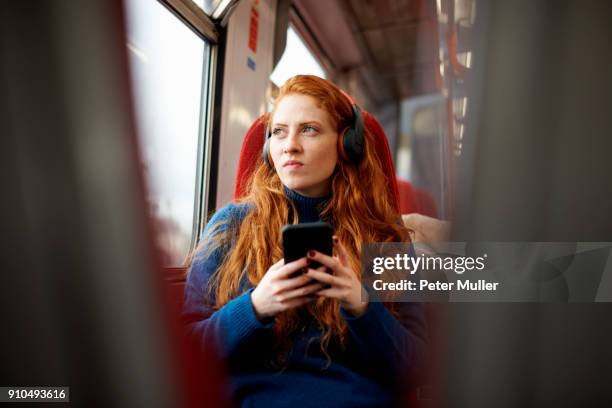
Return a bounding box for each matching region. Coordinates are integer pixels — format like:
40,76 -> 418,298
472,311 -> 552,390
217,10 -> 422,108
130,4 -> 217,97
192,0 -> 229,16
193,0 -> 224,16
124,0 -> 209,266
270,25 -> 326,87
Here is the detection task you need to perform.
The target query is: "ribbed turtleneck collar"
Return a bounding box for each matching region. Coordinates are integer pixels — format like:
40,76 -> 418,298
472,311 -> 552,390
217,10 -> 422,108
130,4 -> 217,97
284,186 -> 330,223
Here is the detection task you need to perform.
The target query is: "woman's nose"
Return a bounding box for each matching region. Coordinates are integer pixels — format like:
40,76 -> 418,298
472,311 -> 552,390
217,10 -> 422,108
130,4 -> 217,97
283,131 -> 302,153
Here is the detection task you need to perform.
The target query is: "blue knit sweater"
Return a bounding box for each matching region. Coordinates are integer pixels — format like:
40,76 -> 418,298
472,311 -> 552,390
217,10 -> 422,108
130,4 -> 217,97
182,188 -> 428,407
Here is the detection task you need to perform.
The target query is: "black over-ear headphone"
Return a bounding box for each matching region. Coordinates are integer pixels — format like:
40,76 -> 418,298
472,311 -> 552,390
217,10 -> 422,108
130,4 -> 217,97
263,102 -> 365,167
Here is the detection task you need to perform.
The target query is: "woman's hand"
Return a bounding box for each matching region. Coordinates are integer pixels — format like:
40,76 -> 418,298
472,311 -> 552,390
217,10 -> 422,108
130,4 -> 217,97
251,257 -> 326,321
305,237 -> 369,318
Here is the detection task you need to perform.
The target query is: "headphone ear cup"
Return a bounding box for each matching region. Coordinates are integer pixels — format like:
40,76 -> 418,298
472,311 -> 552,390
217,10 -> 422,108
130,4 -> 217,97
337,128 -> 349,162
263,138 -> 271,167
338,105 -> 365,165
261,126 -> 270,166
342,129 -> 356,162
348,106 -> 364,164
342,127 -> 363,165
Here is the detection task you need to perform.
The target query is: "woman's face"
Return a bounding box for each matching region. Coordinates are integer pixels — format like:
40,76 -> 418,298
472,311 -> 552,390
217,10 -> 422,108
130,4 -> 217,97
269,93 -> 338,197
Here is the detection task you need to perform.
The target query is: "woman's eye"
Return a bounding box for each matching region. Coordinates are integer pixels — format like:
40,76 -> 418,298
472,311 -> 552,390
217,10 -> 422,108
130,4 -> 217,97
302,125 -> 318,134
272,128 -> 285,137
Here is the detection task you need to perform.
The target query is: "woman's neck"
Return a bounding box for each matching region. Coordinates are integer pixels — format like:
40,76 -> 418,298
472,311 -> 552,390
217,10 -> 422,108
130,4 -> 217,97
283,186 -> 330,223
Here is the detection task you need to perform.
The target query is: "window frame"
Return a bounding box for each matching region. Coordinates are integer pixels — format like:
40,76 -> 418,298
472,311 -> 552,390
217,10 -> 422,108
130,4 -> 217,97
191,44 -> 219,265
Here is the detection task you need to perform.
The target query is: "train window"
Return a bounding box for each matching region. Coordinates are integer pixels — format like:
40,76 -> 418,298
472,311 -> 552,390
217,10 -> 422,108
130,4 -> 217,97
270,25 -> 326,87
124,0 -> 211,266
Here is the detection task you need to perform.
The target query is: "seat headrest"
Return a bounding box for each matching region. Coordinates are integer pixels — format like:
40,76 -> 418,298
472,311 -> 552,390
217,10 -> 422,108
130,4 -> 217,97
397,178 -> 419,215
234,111 -> 400,212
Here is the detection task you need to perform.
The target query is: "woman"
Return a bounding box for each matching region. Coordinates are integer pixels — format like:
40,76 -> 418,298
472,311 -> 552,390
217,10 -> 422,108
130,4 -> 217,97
183,75 -> 427,407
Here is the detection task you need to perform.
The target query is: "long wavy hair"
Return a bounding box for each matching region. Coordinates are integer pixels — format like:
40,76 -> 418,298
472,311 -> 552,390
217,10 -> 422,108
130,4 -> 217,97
195,75 -> 408,366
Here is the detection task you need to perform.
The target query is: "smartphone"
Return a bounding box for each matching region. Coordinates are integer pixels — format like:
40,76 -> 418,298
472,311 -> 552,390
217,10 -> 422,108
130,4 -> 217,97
282,222 -> 333,272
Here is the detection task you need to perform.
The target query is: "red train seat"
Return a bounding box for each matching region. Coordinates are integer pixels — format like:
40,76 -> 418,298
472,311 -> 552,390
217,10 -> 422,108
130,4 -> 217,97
397,178 -> 419,214
397,177 -> 439,218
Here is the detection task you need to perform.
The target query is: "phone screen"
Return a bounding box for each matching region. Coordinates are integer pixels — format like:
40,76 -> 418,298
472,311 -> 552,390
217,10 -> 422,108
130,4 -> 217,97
282,222 -> 333,269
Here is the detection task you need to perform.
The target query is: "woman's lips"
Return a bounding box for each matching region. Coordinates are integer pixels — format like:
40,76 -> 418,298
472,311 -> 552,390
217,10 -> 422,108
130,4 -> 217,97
283,161 -> 304,170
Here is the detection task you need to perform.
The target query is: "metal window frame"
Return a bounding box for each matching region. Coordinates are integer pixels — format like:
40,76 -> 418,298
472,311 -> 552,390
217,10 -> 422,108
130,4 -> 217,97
159,0 -> 219,43
211,0 -> 240,20
190,44 -> 218,260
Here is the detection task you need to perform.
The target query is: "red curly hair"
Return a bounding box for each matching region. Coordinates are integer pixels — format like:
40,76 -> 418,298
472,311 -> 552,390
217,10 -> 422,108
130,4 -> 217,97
197,75 -> 408,366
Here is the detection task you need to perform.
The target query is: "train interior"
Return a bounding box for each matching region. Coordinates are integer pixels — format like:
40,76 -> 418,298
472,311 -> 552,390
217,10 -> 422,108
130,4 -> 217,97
2,0 -> 612,406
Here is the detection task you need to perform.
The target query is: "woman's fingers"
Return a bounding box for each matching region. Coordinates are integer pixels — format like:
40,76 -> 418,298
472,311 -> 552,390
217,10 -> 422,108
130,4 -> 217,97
333,236 -> 350,266
271,258 -> 285,270
275,273 -> 312,293
278,282 -> 326,302
315,287 -> 343,299
316,264 -> 327,271
306,250 -> 340,272
274,257 -> 309,279
305,268 -> 339,286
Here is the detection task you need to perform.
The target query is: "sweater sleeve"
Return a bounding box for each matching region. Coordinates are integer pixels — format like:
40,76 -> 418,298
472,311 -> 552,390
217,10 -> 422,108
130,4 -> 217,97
181,203 -> 274,358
